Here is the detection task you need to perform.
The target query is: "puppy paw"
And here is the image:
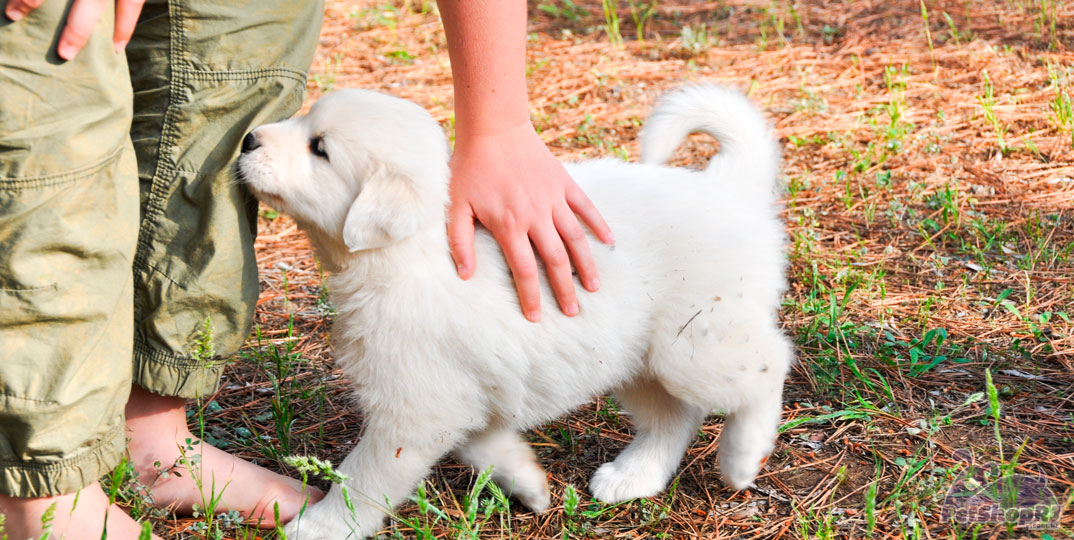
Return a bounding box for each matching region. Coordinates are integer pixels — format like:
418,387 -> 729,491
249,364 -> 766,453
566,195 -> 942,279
283,497 -> 369,540
495,460 -> 551,513
282,520 -> 329,540
718,454 -> 762,491
515,479 -> 551,513
589,462 -> 668,503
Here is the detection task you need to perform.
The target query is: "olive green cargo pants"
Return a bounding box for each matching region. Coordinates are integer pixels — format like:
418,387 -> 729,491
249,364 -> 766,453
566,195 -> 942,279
0,0 -> 322,498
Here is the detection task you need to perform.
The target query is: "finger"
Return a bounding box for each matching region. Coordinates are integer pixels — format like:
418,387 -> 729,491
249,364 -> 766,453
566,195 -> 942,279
495,229 -> 542,322
5,0 -> 45,21
554,205 -> 600,293
447,203 -> 477,279
57,0 -> 107,60
531,222 -> 579,317
566,182 -> 615,244
113,0 -> 144,52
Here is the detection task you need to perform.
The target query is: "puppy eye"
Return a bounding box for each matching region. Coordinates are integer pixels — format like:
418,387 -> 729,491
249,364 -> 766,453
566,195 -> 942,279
310,136 -> 329,161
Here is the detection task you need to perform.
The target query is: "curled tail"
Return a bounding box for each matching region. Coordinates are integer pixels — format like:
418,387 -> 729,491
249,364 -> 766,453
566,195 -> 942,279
640,84 -> 781,204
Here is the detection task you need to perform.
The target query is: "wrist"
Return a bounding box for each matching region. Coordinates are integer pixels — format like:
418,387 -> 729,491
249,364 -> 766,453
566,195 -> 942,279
453,107 -> 532,139
453,118 -> 539,150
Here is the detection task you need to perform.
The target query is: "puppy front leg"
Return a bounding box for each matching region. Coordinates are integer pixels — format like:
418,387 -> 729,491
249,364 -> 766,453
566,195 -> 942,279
284,415 -> 468,539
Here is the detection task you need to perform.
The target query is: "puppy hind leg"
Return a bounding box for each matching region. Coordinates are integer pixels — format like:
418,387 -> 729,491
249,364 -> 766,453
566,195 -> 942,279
589,381 -> 706,503
717,383 -> 783,490
456,428 -> 551,512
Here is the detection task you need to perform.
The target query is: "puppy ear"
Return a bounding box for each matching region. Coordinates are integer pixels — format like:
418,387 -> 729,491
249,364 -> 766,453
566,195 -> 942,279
343,166 -> 430,251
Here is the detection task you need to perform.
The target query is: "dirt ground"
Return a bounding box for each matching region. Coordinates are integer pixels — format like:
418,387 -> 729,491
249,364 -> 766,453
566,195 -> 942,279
143,1 -> 1073,538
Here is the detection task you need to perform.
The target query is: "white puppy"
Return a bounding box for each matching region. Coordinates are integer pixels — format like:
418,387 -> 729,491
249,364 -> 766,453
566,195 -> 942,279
238,84 -> 792,539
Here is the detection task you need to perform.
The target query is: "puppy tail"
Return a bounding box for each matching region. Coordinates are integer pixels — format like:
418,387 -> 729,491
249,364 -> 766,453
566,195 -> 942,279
639,84 -> 780,204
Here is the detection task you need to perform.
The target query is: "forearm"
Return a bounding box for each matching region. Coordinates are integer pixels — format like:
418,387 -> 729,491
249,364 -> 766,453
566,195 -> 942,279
437,0 -> 530,138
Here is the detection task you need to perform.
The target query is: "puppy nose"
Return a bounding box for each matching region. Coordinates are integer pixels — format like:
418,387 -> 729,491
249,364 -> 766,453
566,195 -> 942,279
241,132 -> 260,153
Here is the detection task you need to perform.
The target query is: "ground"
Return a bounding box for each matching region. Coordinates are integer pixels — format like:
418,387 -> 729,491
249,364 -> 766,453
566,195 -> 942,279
124,1 -> 1072,538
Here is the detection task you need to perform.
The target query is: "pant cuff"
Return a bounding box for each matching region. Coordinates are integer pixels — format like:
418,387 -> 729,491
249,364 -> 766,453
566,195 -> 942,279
0,416 -> 125,498
132,338 -> 226,399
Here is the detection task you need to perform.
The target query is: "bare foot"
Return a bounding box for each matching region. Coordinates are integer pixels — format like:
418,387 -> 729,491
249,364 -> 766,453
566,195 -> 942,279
0,482 -> 163,540
124,385 -> 323,528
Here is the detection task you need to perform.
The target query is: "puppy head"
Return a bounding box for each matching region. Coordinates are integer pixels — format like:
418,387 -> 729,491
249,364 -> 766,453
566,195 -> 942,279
238,89 -> 450,253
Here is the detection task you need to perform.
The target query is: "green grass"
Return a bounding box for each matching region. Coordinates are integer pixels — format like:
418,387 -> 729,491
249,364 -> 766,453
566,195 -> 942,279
979,70 -> 1010,155
601,0 -> 623,46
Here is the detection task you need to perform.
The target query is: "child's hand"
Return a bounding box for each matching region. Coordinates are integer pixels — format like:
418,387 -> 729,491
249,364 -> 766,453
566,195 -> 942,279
448,122 -> 613,322
5,0 -> 143,59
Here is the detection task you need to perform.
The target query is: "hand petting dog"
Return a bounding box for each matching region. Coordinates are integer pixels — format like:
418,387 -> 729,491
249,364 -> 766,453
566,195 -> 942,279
439,0 -> 614,323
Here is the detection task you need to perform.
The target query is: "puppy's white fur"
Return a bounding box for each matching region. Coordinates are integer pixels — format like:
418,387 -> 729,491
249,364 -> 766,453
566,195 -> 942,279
239,85 -> 792,539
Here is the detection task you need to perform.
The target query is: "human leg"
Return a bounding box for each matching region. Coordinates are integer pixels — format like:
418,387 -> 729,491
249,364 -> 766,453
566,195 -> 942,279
120,0 -> 326,527
0,485 -> 162,540
0,1 -> 151,537
124,385 -> 317,527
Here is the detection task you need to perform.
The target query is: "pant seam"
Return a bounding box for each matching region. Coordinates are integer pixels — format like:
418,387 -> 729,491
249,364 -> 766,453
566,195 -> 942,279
133,337 -> 225,370
188,67 -> 308,84
144,262 -> 184,288
132,0 -> 187,325
0,146 -> 125,191
0,419 -> 124,471
0,393 -> 58,406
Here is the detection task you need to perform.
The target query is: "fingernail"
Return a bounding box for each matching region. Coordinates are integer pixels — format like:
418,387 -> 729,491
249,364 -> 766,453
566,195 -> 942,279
606,232 -> 616,244
456,263 -> 468,277
565,303 -> 579,316
588,278 -> 600,291
6,10 -> 22,22
57,43 -> 77,60
526,310 -> 541,323
114,40 -> 128,53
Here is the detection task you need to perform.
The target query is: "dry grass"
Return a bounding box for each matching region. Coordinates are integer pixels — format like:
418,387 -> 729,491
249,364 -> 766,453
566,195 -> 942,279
144,1 -> 1073,538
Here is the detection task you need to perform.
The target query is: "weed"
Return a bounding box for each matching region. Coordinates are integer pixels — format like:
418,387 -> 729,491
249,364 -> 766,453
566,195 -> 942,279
386,49 -> 416,64
179,439 -> 231,539
627,0 -> 657,41
596,396 -> 622,425
310,52 -> 343,94
902,327 -> 970,376
942,11 -> 964,45
350,3 -> 401,30
836,170 -> 854,210
880,65 -> 914,152
394,481 -> 448,539
919,0 -> 935,67
681,23 -> 713,53
247,323 -> 302,457
794,465 -> 847,539
538,0 -> 588,23
601,0 -> 623,46
1035,0 -> 1059,49
979,71 -> 1009,154
1049,88 -> 1073,150
864,464 -> 881,536
192,316 -> 217,371
37,502 -> 56,540
788,1 -> 805,38
759,0 -> 787,50
821,23 -> 840,45
286,454 -> 363,537
791,84 -> 828,114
